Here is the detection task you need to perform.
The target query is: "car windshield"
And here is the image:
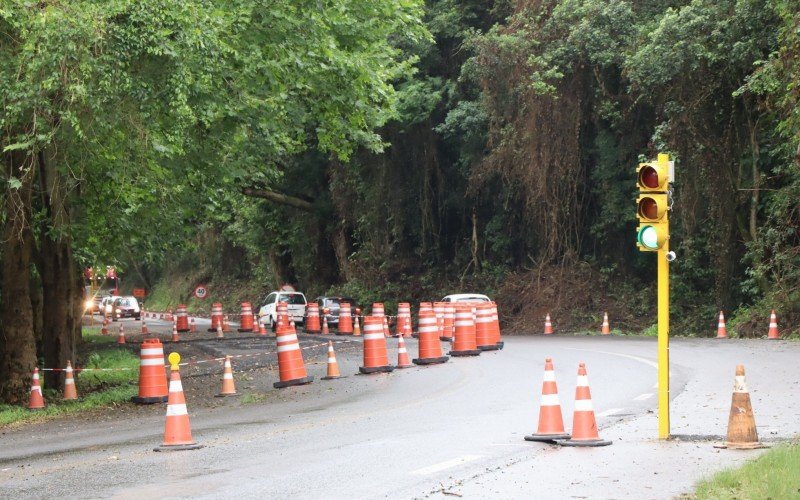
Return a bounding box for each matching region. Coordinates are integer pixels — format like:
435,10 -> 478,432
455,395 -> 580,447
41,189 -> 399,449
115,298 -> 135,307
278,294 -> 305,305
325,298 -> 354,306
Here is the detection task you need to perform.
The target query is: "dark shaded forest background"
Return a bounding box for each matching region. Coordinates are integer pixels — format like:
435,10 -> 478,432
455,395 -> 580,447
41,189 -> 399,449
2,0 -> 799,402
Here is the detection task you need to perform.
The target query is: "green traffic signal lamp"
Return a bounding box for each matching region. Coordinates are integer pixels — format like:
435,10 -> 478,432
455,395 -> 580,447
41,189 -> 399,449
637,223 -> 668,250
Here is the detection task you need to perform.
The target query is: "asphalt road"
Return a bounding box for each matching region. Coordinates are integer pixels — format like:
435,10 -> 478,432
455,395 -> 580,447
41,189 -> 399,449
1,324 -> 798,499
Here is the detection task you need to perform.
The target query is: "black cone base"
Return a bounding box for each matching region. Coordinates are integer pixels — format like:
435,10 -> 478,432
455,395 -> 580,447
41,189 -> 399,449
525,433 -> 570,442
273,375 -> 314,388
321,374 -> 346,380
496,341 -> 505,349
131,395 -> 168,404
556,438 -> 612,447
154,443 -> 204,452
449,349 -> 482,357
439,337 -> 453,341
412,356 -> 449,365
359,365 -> 395,374
478,345 -> 500,351
237,328 -> 253,333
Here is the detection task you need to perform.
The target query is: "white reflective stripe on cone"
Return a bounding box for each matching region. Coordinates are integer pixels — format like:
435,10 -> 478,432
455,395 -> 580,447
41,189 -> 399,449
328,357 -> 336,363
166,404 -> 188,416
169,381 -> 184,392
223,373 -> 234,380
277,344 -> 300,353
577,376 -> 589,387
363,333 -> 384,340
543,371 -> 556,382
65,379 -> 75,385
574,399 -> 594,411
540,394 -> 560,406
276,334 -> 298,343
734,375 -> 748,393
141,348 -> 164,356
140,358 -> 164,366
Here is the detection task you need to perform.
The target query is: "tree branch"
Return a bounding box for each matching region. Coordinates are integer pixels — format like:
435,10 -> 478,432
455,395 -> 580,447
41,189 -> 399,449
241,187 -> 314,212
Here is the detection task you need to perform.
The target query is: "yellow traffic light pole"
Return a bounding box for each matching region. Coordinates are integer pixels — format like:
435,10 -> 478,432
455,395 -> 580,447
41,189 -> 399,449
635,152 -> 672,439
657,222 -> 670,439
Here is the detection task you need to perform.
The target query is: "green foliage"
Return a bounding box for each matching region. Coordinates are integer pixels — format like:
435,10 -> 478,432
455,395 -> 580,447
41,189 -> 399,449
695,442 -> 800,499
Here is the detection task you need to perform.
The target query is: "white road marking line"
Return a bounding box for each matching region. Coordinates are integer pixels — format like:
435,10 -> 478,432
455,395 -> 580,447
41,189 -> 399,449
596,408 -> 625,418
565,348 -> 673,378
411,455 -> 482,475
633,393 -> 654,401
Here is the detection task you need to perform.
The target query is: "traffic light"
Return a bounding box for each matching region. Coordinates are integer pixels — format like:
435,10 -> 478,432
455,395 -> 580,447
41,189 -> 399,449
636,154 -> 671,251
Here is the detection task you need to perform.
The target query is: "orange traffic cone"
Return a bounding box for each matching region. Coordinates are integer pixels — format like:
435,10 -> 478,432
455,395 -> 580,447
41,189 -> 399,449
176,305 -> 190,332
321,341 -> 344,380
443,304 -> 456,341
154,353 -> 202,451
131,338 -> 169,404
63,361 -> 78,401
258,317 -> 267,336
449,303 -> 481,357
172,323 -> 179,342
216,324 -> 224,340
525,358 -> 569,442
337,302 -> 354,335
101,317 -> 109,335
273,320 -> 314,388
208,302 -> 224,332
141,317 -> 149,335
28,368 -> 45,410
353,314 -> 362,336
491,303 -> 504,349
413,310 -> 449,365
716,311 -> 728,339
190,318 -> 197,333
216,356 -> 238,396
396,335 -> 413,368
475,303 -> 499,351
544,314 -> 554,335
601,312 -> 611,335
238,303 -> 254,332
359,316 -> 395,374
396,303 -> 411,338
305,303 -> 322,333
767,310 -> 779,339
322,315 -> 330,335
557,363 -> 611,447
383,316 -> 391,338
715,365 -> 766,449
117,323 -> 126,345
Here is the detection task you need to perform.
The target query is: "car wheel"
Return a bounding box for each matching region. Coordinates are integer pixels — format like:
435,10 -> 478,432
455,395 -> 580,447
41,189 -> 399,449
135,314 -> 141,320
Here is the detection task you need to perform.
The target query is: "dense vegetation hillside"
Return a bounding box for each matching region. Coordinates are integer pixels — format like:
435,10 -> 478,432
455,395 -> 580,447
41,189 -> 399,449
1,0 -> 798,403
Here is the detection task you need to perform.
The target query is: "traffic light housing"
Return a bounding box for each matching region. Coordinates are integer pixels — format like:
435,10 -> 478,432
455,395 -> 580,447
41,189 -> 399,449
636,154 -> 671,251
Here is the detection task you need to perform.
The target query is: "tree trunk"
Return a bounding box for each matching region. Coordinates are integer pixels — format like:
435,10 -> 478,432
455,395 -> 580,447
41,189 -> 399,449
37,149 -> 80,390
0,151 -> 37,404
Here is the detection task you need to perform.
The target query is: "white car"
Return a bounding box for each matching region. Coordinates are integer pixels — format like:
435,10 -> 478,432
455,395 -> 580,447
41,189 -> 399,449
441,293 -> 491,303
100,295 -> 120,316
258,291 -> 307,329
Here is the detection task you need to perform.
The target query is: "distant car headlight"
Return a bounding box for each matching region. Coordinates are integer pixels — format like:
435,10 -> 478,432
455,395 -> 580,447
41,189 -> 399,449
84,299 -> 94,310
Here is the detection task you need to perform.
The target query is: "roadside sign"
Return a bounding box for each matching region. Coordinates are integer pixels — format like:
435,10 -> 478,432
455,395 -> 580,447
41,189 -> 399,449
194,284 -> 208,299
133,288 -> 146,298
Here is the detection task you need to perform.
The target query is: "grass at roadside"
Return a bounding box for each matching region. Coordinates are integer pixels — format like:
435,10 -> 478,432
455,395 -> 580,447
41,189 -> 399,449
0,328 -> 139,427
694,442 -> 800,499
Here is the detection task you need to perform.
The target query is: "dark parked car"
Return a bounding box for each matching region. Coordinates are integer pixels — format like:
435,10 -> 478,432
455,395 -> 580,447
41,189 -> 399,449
315,296 -> 357,326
